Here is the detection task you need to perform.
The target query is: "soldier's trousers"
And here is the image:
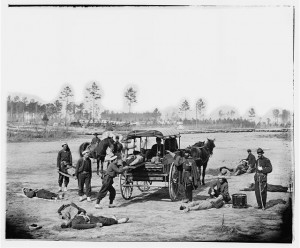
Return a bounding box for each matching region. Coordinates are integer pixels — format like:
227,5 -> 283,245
185,183 -> 193,202
58,174 -> 69,187
255,180 -> 267,208
96,175 -> 116,204
78,172 -> 91,197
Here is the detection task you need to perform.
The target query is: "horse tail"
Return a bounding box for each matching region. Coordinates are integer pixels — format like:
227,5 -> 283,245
79,142 -> 90,157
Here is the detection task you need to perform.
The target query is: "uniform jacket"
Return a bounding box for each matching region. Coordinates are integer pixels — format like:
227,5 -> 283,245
246,153 -> 256,168
105,161 -> 126,178
151,144 -> 164,157
209,180 -> 230,201
58,203 -> 86,221
254,156 -> 272,182
57,150 -> 72,171
182,158 -> 200,188
114,141 -> 123,154
75,158 -> 92,178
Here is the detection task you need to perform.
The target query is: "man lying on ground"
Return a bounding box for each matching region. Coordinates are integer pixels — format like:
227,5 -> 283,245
241,183 -> 288,192
23,188 -> 63,200
58,202 -> 129,229
179,195 -> 226,212
219,166 -> 233,177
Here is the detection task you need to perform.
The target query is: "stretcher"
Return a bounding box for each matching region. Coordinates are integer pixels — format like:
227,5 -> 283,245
58,165 -> 77,179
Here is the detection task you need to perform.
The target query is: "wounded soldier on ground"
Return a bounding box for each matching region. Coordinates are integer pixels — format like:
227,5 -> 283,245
23,188 -> 64,200
179,195 -> 225,212
235,149 -> 256,176
179,175 -> 231,212
58,202 -> 129,229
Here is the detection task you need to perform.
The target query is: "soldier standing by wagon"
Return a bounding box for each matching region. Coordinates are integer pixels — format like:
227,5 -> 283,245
254,148 -> 272,210
57,142 -> 73,192
113,135 -> 123,157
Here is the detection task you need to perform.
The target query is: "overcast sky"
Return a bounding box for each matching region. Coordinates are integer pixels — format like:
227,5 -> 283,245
2,5 -> 294,116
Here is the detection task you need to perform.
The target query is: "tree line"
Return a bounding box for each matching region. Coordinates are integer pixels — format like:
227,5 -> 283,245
7,82 -> 291,128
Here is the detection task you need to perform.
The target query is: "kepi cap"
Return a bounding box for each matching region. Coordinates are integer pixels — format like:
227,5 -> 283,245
257,148 -> 264,154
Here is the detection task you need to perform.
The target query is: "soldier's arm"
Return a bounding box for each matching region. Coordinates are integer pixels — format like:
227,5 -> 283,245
57,203 -> 70,215
70,202 -> 87,214
75,159 -> 81,178
262,159 -> 273,174
111,163 -> 128,173
69,152 -> 72,165
221,184 -> 229,198
57,151 -> 61,168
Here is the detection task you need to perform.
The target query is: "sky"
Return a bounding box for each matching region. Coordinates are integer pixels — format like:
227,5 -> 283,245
2,5 -> 295,117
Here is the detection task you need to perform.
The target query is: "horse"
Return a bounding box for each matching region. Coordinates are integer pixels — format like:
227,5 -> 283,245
79,137 -> 115,176
187,138 -> 216,185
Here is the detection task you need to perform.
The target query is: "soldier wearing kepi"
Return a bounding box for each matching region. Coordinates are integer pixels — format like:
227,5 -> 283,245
113,135 -> 123,157
245,149 -> 256,173
76,150 -> 92,202
91,132 -> 101,145
57,142 -> 73,192
95,155 -> 129,209
254,148 -> 272,210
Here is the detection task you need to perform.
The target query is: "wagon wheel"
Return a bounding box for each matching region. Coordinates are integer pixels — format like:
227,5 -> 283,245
168,162 -> 179,201
119,173 -> 133,200
137,181 -> 151,192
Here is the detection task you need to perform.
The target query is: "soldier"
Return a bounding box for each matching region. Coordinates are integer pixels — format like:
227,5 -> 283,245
245,149 -> 256,173
91,132 -> 101,145
95,155 -> 130,209
167,151 -> 200,203
58,203 -> 129,229
114,135 -> 123,157
208,175 -> 231,203
254,148 -> 272,210
57,143 -> 73,192
75,150 -> 92,202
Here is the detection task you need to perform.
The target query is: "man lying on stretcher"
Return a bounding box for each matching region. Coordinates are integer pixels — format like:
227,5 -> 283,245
23,188 -> 64,200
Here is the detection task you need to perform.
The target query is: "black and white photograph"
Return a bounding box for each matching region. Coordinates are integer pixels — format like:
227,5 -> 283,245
1,0 -> 298,246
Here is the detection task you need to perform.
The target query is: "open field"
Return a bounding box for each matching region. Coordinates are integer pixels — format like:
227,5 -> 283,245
5,131 -> 293,242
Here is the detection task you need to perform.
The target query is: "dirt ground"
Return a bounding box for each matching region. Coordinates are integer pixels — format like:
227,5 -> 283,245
5,131 -> 294,242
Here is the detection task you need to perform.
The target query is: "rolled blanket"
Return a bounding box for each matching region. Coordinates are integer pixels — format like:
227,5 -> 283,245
241,183 -> 288,192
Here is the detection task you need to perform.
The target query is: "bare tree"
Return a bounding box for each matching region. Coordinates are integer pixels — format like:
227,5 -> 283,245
179,100 -> 190,120
230,110 -> 235,118
218,110 -> 224,119
153,108 -> 161,124
59,86 -> 74,127
124,87 -> 137,113
248,108 -> 256,118
272,109 -> 280,125
21,97 -> 28,122
196,98 -> 206,128
267,118 -> 271,126
281,109 -> 291,124
85,82 -> 102,123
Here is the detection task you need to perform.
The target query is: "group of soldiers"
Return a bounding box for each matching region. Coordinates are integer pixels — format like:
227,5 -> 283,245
179,147 -> 273,212
57,133 -> 130,209
56,133 -> 273,224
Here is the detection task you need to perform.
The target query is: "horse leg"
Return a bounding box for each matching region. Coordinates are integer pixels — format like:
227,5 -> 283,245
202,163 -> 207,185
96,158 -> 100,175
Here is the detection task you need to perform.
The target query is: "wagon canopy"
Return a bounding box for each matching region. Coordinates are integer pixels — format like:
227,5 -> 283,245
125,128 -> 180,140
